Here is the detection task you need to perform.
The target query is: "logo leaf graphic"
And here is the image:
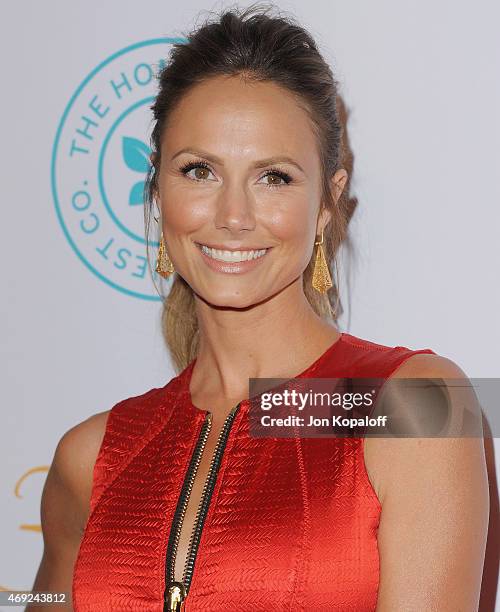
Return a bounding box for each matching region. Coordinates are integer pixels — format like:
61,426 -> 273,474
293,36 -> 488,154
122,137 -> 151,173
129,180 -> 145,206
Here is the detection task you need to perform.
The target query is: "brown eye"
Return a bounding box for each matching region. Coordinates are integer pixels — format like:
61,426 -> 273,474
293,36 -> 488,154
260,169 -> 292,187
180,162 -> 216,182
265,173 -> 285,185
193,166 -> 210,180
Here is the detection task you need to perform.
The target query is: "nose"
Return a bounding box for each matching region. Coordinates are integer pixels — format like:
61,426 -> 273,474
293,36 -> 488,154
213,181 -> 256,234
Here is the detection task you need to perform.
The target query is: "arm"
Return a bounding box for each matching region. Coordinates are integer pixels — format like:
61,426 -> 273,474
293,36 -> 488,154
364,354 -> 489,611
26,411 -> 109,611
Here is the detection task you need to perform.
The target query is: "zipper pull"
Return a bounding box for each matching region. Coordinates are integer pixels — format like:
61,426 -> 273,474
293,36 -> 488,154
164,581 -> 187,611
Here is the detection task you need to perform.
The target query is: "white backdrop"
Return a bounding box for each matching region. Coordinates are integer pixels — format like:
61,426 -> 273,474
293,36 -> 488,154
1,0 -> 498,609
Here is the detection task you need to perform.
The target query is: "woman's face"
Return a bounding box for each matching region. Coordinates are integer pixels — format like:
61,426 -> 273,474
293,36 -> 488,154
156,74 -> 346,308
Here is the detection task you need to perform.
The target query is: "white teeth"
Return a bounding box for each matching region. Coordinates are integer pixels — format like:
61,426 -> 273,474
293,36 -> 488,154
200,245 -> 268,263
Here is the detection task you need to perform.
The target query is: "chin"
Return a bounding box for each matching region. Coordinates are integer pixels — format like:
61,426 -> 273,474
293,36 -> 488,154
195,287 -> 261,310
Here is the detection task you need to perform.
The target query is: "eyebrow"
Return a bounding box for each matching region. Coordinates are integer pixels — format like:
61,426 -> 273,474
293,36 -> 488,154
170,147 -> 305,173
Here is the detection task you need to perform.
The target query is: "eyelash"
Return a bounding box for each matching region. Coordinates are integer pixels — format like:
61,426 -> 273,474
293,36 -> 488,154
178,160 -> 293,188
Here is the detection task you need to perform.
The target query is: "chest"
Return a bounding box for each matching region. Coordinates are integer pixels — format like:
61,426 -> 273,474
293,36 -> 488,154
73,409 -> 381,611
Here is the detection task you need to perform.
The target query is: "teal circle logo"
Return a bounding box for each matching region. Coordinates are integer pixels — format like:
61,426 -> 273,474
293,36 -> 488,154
51,38 -> 185,300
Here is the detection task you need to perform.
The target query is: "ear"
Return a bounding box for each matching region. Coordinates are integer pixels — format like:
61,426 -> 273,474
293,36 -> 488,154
316,168 -> 349,236
316,206 -> 332,237
331,168 -> 348,203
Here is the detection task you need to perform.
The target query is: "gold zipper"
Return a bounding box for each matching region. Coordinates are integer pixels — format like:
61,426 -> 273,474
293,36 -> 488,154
164,403 -> 241,611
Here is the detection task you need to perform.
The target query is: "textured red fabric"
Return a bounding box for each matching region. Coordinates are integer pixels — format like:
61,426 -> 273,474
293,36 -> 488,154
72,332 -> 436,611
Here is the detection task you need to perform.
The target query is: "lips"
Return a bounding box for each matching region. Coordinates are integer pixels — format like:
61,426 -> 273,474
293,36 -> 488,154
198,244 -> 268,263
195,241 -> 271,274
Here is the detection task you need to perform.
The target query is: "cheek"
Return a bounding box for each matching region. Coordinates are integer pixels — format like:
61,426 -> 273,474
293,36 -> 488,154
265,196 -> 317,249
160,184 -> 212,235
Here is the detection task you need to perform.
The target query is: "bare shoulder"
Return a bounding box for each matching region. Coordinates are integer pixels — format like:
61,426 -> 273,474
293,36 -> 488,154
52,409 -> 111,521
391,351 -> 468,379
27,410 -> 111,607
364,352 -> 482,502
362,353 -> 489,608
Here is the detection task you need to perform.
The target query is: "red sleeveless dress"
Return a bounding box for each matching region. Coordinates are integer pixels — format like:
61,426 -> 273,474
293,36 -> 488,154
72,332 -> 436,611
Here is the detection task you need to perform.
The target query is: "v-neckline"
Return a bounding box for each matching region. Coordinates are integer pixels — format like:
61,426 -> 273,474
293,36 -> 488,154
178,332 -> 346,416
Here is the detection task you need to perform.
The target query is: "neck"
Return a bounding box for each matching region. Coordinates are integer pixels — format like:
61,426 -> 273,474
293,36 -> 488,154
191,279 -> 340,402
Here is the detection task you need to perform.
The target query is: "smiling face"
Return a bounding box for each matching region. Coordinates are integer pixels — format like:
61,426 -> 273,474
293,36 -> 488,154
155,74 -> 343,308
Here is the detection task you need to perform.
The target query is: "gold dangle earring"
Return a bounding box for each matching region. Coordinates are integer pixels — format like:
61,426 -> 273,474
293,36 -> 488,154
155,231 -> 175,278
153,210 -> 175,279
311,228 -> 333,293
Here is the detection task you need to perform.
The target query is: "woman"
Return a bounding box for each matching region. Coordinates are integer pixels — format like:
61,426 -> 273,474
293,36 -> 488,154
31,5 -> 489,611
